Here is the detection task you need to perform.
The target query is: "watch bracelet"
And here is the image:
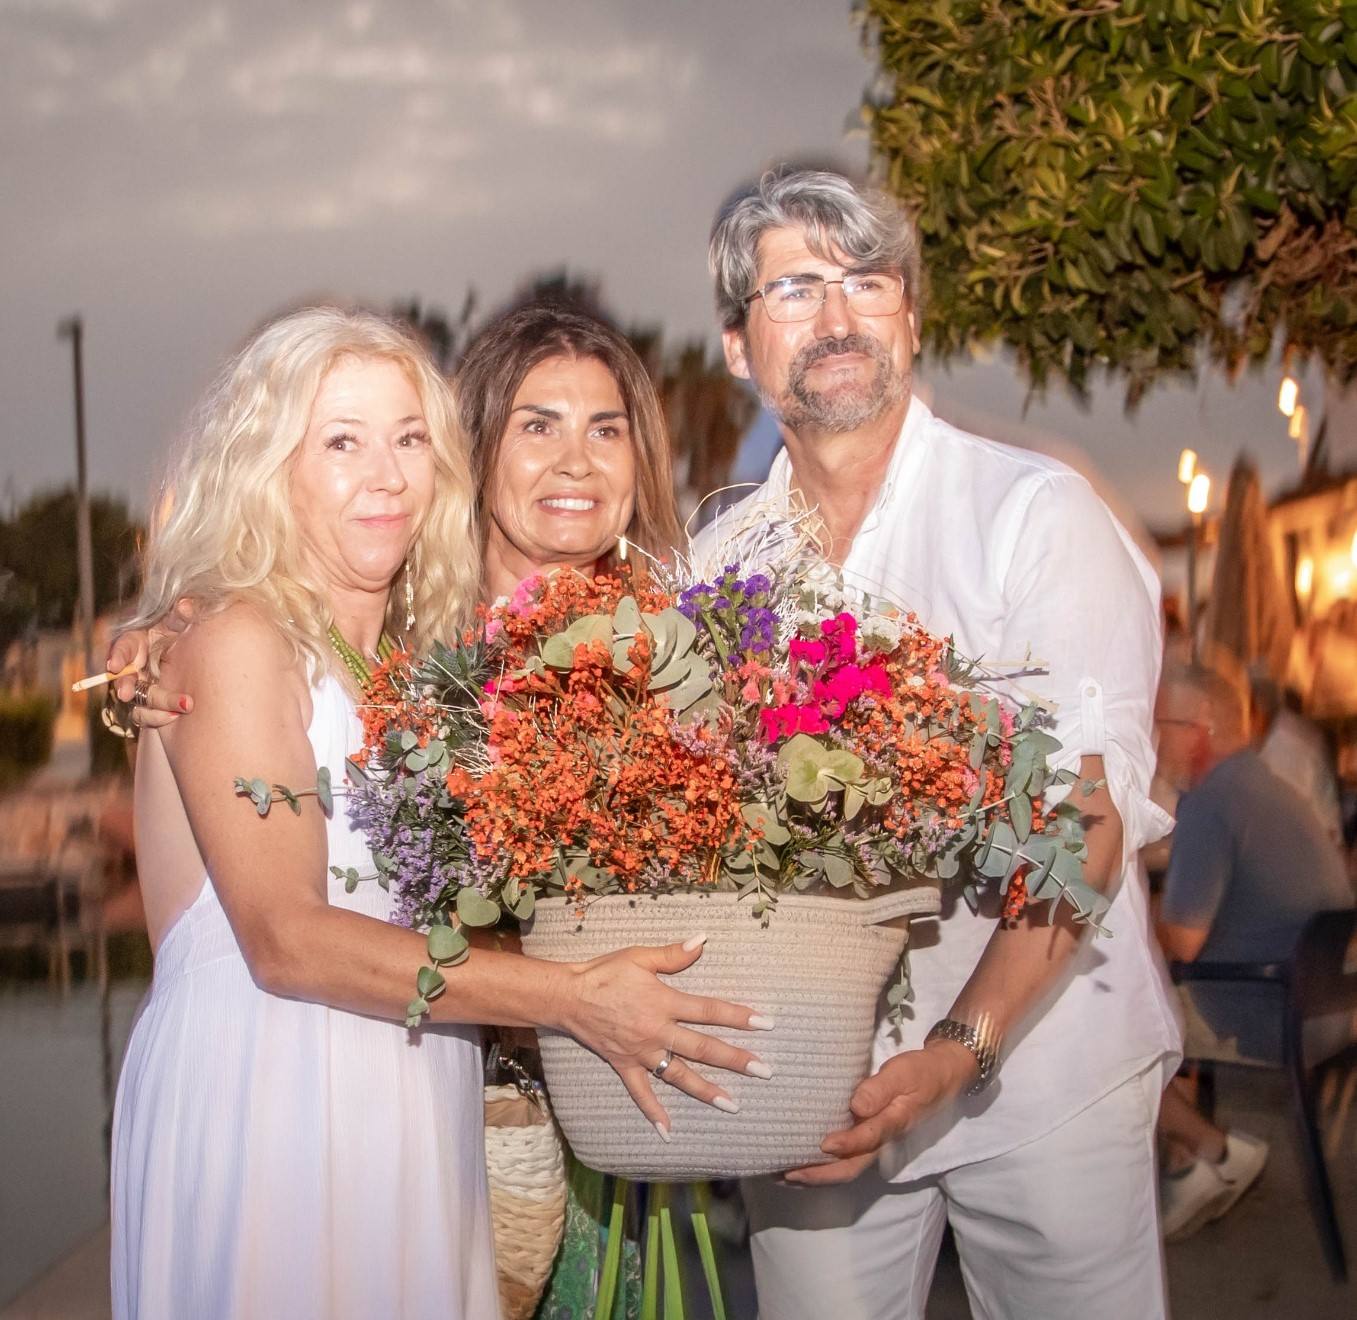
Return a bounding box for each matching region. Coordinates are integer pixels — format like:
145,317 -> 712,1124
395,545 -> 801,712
925,1015 -> 1000,1095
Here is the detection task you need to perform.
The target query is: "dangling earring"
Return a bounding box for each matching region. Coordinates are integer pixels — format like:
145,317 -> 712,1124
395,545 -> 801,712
404,552 -> 417,633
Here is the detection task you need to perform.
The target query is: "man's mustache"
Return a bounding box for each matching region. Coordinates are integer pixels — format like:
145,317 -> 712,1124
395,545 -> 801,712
791,334 -> 886,374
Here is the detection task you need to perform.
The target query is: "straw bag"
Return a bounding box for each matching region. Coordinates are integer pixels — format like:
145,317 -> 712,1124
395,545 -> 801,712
484,1073 -> 567,1320
520,888 -> 940,1181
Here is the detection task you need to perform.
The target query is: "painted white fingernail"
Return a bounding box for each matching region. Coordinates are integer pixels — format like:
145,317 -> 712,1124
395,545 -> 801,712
746,1060 -> 774,1080
653,1120 -> 671,1143
713,1095 -> 740,1115
682,933 -> 709,953
748,1014 -> 776,1031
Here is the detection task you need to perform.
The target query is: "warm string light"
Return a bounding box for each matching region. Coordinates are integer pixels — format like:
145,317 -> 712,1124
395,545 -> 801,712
1278,375 -> 1299,418
1296,555 -> 1315,599
1187,472 -> 1210,517
1177,449 -> 1197,484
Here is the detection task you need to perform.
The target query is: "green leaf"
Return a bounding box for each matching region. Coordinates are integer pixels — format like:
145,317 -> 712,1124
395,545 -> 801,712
316,765 -> 333,815
512,887 -> 535,921
456,888 -> 502,927
405,996 -> 429,1027
416,965 -> 446,999
613,595 -> 642,637
427,923 -> 468,964
741,801 -> 791,845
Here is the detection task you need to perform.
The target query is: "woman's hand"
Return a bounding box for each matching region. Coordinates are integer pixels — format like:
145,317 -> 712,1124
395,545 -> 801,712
108,607 -> 195,730
557,936 -> 774,1138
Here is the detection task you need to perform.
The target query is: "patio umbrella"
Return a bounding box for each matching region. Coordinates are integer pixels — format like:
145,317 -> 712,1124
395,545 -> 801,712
1200,457 -> 1294,681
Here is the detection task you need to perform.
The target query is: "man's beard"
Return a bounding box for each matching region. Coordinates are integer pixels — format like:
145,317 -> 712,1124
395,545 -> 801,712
761,333 -> 909,433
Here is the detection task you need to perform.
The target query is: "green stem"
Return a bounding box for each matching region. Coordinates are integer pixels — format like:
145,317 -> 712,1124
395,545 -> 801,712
593,1178 -> 628,1320
658,1183 -> 684,1320
641,1187 -> 660,1320
691,1183 -> 727,1320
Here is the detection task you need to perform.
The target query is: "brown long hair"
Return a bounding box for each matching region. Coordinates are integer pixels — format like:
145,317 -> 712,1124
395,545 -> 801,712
455,303 -> 684,578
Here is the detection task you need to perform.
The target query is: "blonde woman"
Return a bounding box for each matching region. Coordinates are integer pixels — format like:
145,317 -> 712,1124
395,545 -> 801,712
110,307 -> 766,1319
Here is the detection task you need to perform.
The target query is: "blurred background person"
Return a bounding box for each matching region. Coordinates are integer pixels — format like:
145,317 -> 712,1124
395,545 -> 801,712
1153,661 -> 1354,1241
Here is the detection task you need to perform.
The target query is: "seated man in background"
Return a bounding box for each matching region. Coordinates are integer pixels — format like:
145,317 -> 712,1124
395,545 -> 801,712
1153,662 -> 1354,1240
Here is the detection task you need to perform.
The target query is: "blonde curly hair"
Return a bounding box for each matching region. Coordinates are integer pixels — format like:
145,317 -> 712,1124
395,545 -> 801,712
125,305 -> 478,675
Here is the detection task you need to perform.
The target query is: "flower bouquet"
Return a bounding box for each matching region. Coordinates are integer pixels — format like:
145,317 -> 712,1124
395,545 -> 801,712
254,535 -> 1109,1180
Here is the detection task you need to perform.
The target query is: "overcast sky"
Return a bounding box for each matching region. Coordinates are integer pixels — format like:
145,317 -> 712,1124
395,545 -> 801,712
2,0 -> 1315,532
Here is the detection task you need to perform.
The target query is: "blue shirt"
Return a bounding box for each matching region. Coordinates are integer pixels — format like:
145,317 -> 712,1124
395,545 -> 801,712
1163,746 -> 1352,1058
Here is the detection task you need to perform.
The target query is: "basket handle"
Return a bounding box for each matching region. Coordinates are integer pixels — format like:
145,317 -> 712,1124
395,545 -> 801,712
855,886 -> 941,927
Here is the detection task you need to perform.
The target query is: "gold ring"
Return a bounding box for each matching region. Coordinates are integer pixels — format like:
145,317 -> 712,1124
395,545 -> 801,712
132,677 -> 151,708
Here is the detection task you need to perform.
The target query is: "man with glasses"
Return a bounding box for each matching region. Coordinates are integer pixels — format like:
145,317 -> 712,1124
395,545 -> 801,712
701,169 -> 1180,1318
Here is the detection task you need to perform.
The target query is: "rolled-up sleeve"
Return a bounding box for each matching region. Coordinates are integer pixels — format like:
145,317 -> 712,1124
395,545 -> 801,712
997,472 -> 1173,861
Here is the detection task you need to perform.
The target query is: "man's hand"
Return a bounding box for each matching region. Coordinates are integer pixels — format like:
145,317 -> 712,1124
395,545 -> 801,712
783,1038 -> 977,1186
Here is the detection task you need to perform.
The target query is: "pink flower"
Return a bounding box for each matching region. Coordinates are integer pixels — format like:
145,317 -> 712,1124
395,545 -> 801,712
759,701 -> 830,743
789,637 -> 827,667
483,617 -> 504,643
507,574 -> 543,616
820,612 -> 859,662
741,678 -> 762,703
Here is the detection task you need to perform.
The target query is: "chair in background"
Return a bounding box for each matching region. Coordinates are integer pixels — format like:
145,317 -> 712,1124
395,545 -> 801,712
1172,908 -> 1357,1282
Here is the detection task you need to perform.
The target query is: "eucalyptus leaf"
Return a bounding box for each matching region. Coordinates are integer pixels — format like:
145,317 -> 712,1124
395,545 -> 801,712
316,766 -> 333,816
741,801 -> 791,846
427,923 -> 468,964
456,888 -> 502,927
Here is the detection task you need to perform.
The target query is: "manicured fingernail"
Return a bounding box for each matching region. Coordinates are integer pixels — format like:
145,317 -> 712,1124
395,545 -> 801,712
713,1095 -> 740,1115
653,1120 -> 671,1144
746,1059 -> 774,1080
748,1014 -> 776,1031
682,932 -> 708,952
179,697 -> 191,712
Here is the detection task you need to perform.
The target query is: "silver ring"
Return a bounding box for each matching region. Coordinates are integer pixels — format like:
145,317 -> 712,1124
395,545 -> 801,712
132,677 -> 151,709
651,1049 -> 673,1080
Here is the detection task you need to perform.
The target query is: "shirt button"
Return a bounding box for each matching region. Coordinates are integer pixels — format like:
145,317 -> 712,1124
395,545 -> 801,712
1085,685 -> 1097,697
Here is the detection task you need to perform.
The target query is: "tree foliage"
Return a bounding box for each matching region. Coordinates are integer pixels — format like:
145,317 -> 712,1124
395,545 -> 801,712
0,488 -> 142,653
860,0 -> 1357,403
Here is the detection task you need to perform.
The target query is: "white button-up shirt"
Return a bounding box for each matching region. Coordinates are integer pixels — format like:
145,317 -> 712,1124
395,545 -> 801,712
697,396 -> 1181,1179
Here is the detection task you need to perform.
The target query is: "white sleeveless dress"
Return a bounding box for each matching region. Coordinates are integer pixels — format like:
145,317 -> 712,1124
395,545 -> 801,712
111,674 -> 499,1319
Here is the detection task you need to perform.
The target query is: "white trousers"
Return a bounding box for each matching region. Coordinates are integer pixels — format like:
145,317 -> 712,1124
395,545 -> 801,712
743,1066 -> 1168,1320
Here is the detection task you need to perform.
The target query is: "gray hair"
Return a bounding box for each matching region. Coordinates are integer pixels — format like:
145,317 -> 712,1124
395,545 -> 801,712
1161,661 -> 1248,740
708,168 -> 923,330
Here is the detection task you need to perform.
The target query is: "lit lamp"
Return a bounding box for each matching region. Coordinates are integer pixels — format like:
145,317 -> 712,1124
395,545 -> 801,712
1177,448 -> 1197,484
1278,375 -> 1299,417
1288,402 -> 1311,468
1185,471 -> 1210,662
1296,554 -> 1315,612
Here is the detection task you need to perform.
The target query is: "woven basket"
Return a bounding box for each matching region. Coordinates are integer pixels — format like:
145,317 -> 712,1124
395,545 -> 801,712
484,1083 -> 568,1320
520,888 -> 940,1180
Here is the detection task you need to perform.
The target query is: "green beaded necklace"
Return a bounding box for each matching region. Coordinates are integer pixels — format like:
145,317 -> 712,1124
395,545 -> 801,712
327,625 -> 396,688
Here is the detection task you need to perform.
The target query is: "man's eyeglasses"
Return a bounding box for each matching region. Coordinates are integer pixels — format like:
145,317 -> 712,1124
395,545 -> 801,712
1154,716 -> 1209,731
745,272 -> 906,324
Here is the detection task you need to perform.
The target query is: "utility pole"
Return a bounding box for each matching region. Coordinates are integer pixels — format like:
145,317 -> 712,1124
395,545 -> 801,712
57,315 -> 96,675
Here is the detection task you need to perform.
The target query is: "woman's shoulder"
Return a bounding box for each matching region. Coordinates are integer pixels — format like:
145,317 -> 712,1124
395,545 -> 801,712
160,599 -> 303,690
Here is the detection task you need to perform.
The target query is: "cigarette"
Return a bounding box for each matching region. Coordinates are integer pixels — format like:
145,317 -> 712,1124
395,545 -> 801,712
71,662 -> 139,693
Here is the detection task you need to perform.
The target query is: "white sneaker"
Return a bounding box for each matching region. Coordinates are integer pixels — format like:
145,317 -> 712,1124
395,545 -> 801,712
1207,1130 -> 1269,1222
1161,1158 -> 1232,1242
1161,1131 -> 1269,1243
